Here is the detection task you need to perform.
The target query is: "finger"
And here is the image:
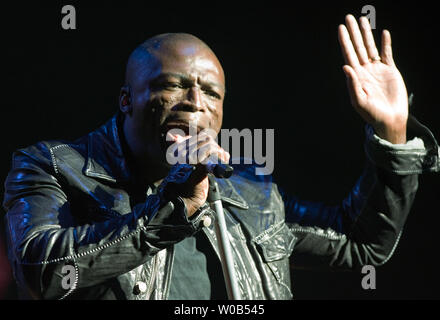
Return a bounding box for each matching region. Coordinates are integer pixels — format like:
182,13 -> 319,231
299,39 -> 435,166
381,29 -> 395,66
190,134 -> 216,164
175,132 -> 211,164
342,65 -> 367,107
166,133 -> 188,162
166,133 -> 190,164
224,150 -> 230,162
338,24 -> 360,67
359,16 -> 380,61
185,134 -> 226,165
345,14 -> 369,65
170,131 -> 227,165
166,130 -> 191,143
186,131 -> 211,149
201,145 -> 229,164
175,134 -> 190,143
197,143 -> 229,165
166,133 -> 217,165
168,130 -> 209,145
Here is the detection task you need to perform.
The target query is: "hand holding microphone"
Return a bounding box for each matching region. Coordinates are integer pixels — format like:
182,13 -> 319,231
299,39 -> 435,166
165,130 -> 232,217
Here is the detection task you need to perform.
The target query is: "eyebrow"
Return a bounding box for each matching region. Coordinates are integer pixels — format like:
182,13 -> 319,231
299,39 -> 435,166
158,72 -> 226,92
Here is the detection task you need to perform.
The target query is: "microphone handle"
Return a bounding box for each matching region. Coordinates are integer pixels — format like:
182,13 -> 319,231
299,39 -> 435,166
205,162 -> 233,179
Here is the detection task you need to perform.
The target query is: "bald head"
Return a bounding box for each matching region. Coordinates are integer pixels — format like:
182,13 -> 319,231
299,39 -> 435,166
138,33 -> 211,54
120,33 -> 226,170
125,33 -> 224,87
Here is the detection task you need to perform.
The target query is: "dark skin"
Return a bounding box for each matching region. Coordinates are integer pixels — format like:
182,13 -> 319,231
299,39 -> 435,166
120,16 -> 409,217
120,33 -> 229,217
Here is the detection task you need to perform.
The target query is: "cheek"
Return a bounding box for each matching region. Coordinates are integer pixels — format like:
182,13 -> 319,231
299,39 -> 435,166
150,91 -> 183,110
148,92 -> 183,125
131,90 -> 151,115
211,102 -> 223,132
131,90 -> 172,118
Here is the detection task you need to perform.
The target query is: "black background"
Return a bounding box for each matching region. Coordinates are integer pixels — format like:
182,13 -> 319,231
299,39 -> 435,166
1,1 -> 439,299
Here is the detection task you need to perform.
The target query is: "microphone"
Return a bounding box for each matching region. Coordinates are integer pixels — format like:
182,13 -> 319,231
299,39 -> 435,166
204,161 -> 233,179
166,131 -> 233,178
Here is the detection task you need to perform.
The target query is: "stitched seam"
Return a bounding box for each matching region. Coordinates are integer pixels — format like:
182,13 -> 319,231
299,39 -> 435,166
384,151 -> 426,155
376,230 -> 402,266
290,227 -> 345,240
48,144 -> 69,175
372,148 -> 427,155
365,145 -> 429,174
253,221 -> 285,244
49,149 -> 59,175
389,169 -> 423,174
51,145 -> 69,150
19,226 -> 146,265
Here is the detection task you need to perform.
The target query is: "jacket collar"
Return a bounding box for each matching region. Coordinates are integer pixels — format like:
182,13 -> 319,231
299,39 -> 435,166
216,178 -> 249,210
83,113 -> 132,184
83,113 -> 248,209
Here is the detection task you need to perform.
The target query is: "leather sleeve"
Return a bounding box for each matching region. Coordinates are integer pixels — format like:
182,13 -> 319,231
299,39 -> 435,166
283,115 -> 439,270
2,143 -> 199,300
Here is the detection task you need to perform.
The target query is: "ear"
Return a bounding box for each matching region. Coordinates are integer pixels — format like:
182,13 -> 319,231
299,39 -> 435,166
119,85 -> 132,114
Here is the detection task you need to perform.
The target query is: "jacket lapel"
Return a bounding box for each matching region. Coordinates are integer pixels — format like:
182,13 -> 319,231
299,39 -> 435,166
83,114 -> 132,183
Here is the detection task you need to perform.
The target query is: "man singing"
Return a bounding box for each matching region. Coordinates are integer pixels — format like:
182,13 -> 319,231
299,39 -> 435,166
3,15 -> 439,299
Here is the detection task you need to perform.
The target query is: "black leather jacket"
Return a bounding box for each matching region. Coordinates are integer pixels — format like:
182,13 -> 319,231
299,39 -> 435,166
3,113 -> 439,300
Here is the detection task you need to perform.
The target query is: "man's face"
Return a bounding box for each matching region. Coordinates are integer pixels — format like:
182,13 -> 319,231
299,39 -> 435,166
123,41 -> 225,164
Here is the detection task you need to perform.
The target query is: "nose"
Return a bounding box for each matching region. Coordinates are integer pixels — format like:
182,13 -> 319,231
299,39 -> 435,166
186,86 -> 204,111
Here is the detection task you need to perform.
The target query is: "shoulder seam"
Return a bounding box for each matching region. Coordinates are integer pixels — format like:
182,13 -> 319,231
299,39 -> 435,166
48,144 -> 70,175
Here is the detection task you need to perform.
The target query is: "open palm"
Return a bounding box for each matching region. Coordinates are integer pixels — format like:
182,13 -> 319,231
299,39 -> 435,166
338,15 -> 408,144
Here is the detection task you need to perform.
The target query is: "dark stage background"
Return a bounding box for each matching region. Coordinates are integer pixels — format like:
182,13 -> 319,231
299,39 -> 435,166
1,1 -> 439,299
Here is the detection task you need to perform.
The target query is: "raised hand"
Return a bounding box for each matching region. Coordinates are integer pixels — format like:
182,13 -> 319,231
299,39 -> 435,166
338,14 -> 408,144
